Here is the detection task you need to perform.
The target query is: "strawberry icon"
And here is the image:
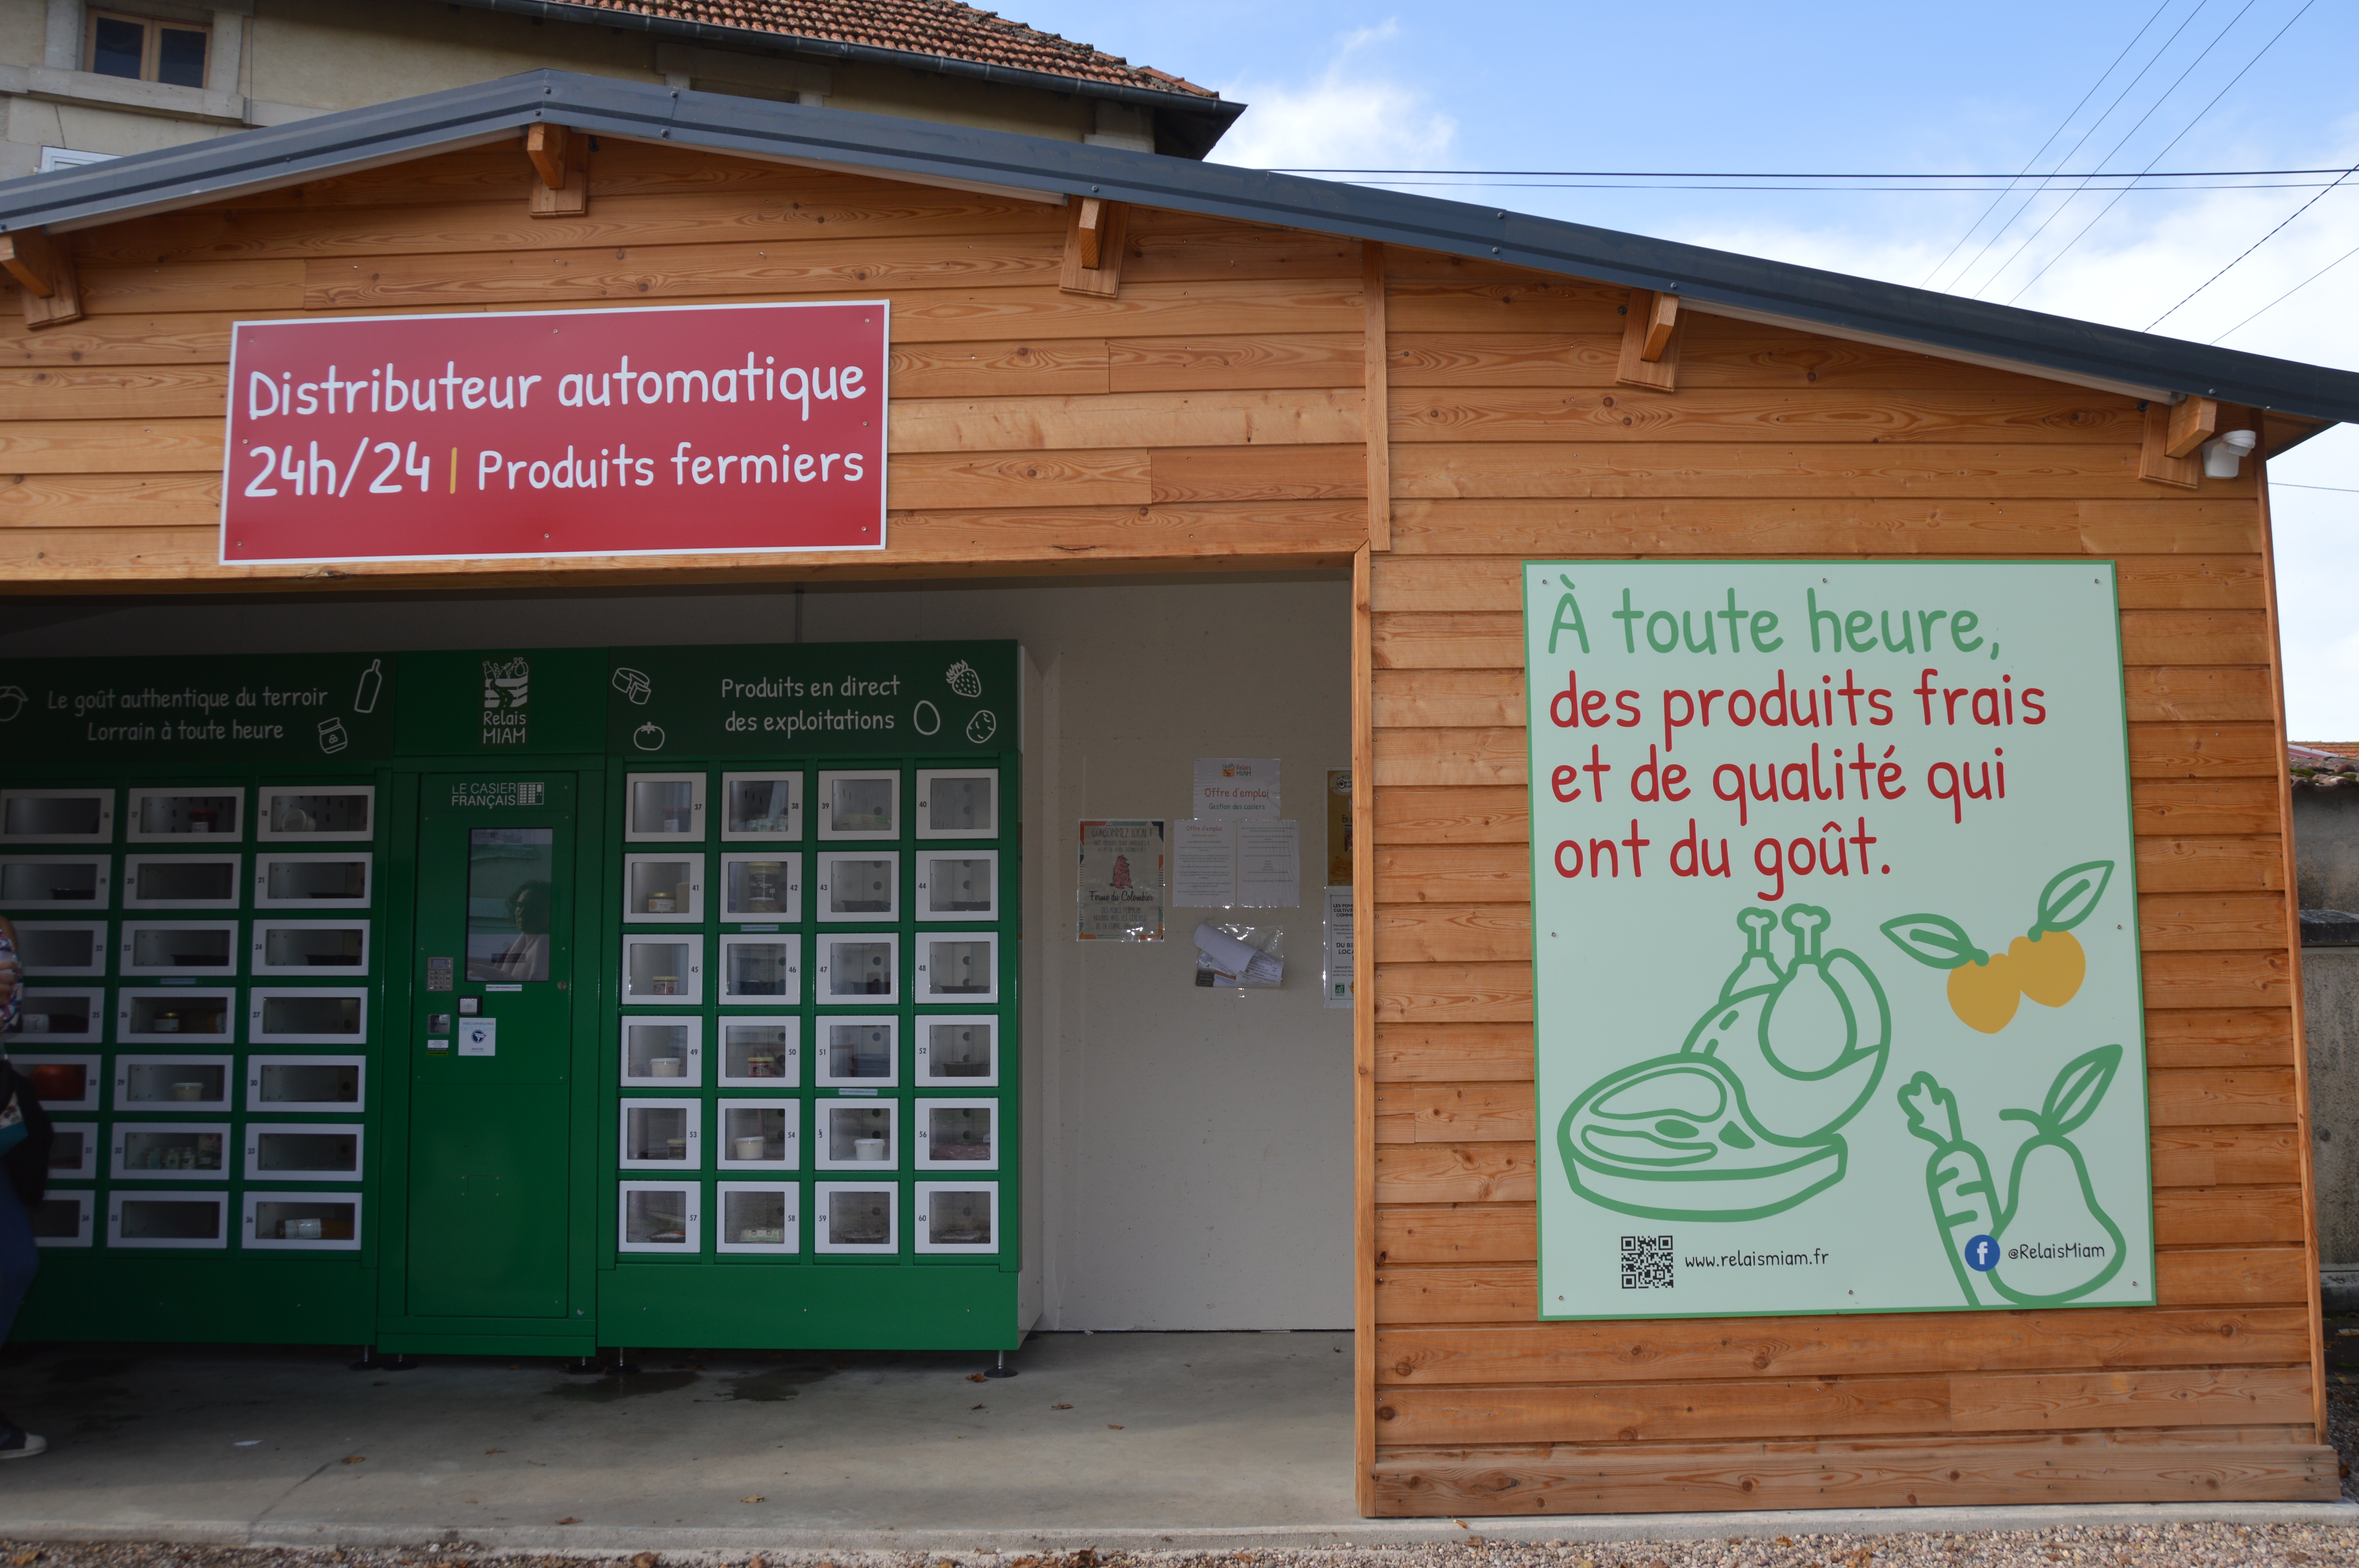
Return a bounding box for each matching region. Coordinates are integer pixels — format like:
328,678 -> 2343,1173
946,661 -> 982,699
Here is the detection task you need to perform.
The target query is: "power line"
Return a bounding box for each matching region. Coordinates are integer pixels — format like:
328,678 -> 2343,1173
2147,158 -> 2359,328
1324,178 -> 2348,192
1262,165 -> 2348,179
1977,0 -> 2261,299
2008,0 -> 2317,305
1919,0 -> 2174,289
1955,0 -> 2224,296
2210,237 -> 2359,341
2274,482 -> 2359,494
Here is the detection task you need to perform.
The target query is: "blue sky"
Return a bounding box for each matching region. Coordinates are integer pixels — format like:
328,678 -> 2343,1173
1024,0 -> 2359,734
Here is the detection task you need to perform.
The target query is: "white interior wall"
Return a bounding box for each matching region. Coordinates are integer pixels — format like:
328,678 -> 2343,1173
0,575 -> 1354,1330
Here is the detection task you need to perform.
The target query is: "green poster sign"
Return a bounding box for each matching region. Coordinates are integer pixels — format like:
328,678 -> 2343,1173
0,653 -> 395,767
603,641 -> 1019,759
1524,561 -> 2152,1319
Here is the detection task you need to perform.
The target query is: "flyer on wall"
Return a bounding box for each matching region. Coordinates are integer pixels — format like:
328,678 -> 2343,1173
1524,561 -> 2151,1320
1077,819 -> 1165,940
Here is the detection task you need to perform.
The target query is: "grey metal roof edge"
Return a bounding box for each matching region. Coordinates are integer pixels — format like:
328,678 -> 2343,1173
1,69 -> 2353,426
435,0 -> 1244,158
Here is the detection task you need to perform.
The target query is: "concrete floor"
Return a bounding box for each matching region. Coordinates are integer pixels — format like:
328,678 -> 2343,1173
0,1332 -> 2348,1553
0,1332 -> 1359,1550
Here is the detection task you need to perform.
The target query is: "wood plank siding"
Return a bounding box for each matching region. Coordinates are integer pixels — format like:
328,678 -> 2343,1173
0,141 -> 1371,585
1358,247 -> 2330,1514
0,136 -> 2329,1515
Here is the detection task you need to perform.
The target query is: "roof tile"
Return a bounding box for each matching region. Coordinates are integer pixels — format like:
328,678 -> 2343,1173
563,0 -> 1219,98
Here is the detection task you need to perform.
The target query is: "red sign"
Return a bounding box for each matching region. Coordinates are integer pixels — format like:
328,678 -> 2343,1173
221,300 -> 888,564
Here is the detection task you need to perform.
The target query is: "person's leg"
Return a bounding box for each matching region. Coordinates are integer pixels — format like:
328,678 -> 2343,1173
0,1179 -> 46,1456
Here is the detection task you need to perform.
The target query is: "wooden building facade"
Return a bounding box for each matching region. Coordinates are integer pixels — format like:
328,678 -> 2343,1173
0,71 -> 2349,1514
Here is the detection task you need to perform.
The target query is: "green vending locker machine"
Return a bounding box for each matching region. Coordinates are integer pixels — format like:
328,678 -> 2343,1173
591,642 -> 1025,1351
0,640 -> 1027,1357
0,653 -> 394,1345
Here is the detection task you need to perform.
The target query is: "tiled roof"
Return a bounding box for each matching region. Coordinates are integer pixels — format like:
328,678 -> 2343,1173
565,0 -> 1219,98
2292,743 -> 2359,788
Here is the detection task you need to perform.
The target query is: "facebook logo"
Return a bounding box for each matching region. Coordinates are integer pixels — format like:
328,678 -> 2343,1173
1963,1234 -> 1999,1273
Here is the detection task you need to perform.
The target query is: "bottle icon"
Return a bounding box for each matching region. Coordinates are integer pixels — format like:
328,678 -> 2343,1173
352,659 -> 383,715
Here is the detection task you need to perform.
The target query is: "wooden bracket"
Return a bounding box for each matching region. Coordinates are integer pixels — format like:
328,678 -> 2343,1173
0,227 -> 82,329
2166,395 -> 2218,459
1060,197 -> 1126,298
1616,287 -> 1681,390
525,123 -> 587,218
2139,399 -> 2201,489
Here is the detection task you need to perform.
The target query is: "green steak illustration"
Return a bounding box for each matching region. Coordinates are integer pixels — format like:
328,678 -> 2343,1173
1558,905 -> 1891,1221
1897,1045 -> 2129,1307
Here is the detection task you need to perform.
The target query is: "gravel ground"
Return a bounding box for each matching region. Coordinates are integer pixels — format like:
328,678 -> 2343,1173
4,1534 -> 2359,1568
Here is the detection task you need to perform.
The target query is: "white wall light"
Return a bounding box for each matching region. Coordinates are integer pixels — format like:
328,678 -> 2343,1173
2201,428 -> 2258,479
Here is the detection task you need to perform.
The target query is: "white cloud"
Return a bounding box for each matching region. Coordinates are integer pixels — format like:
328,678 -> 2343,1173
1212,19 -> 1456,173
1670,141 -> 2359,734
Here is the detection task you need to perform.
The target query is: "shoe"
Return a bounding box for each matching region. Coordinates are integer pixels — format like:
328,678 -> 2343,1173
0,1424 -> 45,1459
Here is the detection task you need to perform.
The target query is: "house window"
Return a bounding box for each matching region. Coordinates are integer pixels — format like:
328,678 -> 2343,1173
87,11 -> 208,88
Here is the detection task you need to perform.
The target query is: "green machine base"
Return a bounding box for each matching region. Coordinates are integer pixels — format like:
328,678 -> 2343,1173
599,1266 -> 1024,1351
14,1257 -> 376,1345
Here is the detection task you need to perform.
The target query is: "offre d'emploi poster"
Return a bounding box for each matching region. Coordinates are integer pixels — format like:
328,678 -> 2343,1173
1525,561 -> 2152,1320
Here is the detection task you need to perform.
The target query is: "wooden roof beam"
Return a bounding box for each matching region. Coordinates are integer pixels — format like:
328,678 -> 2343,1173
0,227 -> 82,328
1616,287 -> 1681,390
2166,395 -> 2218,459
1061,197 -> 1126,298
524,123 -> 587,218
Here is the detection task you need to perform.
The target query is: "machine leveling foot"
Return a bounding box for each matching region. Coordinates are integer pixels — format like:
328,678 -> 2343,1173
984,1350 -> 1016,1379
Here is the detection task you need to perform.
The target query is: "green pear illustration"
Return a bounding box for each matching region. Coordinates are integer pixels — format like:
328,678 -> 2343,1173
1987,1045 -> 2128,1305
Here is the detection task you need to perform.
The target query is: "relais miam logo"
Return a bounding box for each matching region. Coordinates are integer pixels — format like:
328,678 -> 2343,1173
219,300 -> 889,564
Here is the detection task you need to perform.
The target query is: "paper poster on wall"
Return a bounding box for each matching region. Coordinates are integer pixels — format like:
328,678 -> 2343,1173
1194,757 -> 1279,818
1077,820 -> 1165,940
1326,769 -> 1354,887
1237,821 -> 1301,909
1323,887 -> 1354,1008
1173,819 -> 1238,907
1525,561 -> 2152,1321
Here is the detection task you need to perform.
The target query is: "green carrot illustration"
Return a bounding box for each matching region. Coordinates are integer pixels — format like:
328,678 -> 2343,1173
1897,1071 -> 1999,1307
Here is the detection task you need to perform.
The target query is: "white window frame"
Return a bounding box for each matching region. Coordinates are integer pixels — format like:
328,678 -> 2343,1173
123,853 -> 242,910
915,1014 -> 999,1087
815,931 -> 899,1005
108,1191 -> 228,1250
717,1098 -> 800,1171
715,1181 -> 800,1254
244,1122 -> 365,1183
716,1015 -> 800,1088
620,1014 -> 703,1087
0,788 -> 114,843
914,1181 -> 1001,1255
812,1182 -> 897,1254
915,848 -> 1000,922
249,918 -> 370,977
253,851 -> 371,910
120,919 -> 241,977
719,771 -> 804,842
915,768 -> 998,839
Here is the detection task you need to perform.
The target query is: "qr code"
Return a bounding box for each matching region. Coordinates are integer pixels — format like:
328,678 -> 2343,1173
1621,1234 -> 1673,1290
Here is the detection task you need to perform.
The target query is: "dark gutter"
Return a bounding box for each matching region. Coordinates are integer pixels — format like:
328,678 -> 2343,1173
2,70 -> 2355,425
435,0 -> 1242,159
